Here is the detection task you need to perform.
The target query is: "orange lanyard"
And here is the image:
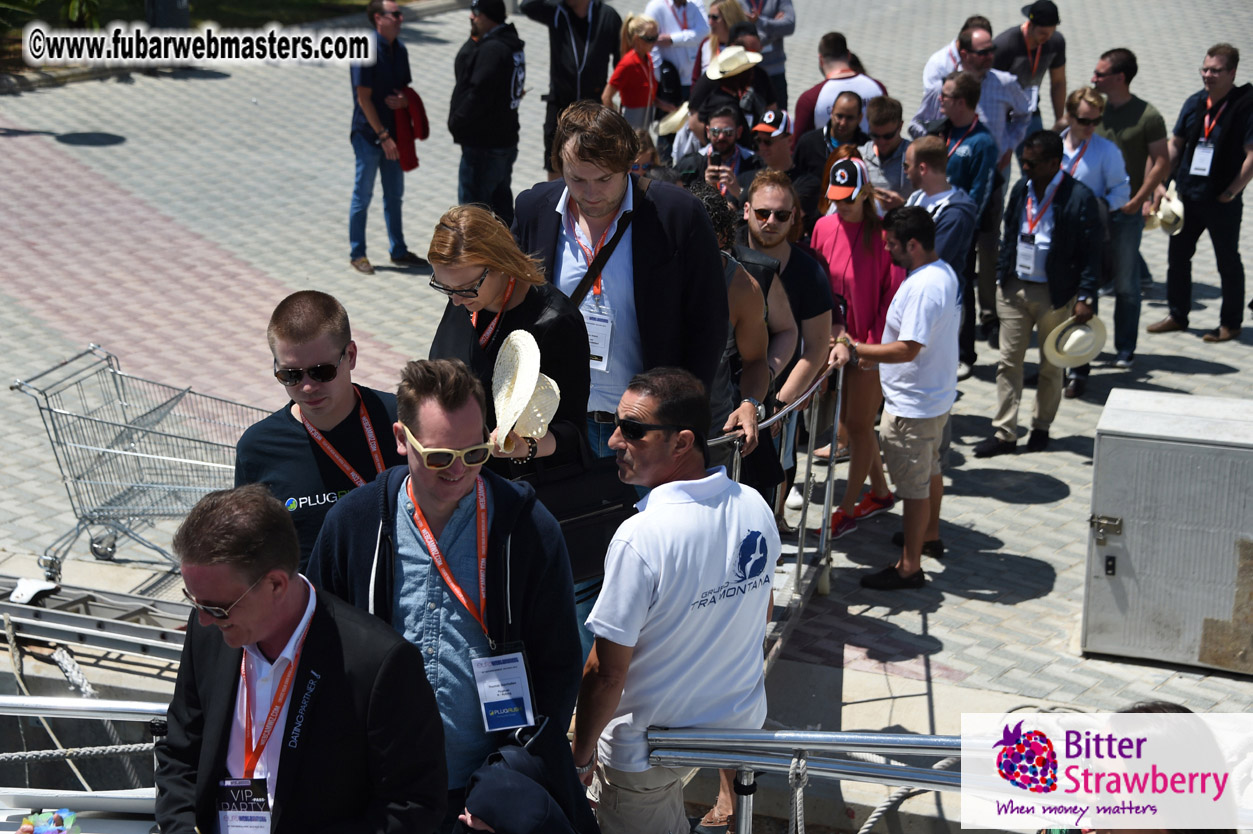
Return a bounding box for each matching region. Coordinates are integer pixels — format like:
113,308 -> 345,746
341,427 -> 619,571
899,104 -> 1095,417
947,116 -> 979,158
1066,138 -> 1089,174
470,277 -> 516,349
241,597 -> 314,779
300,386 -> 385,488
1020,23 -> 1042,80
1025,182 -> 1058,235
570,215 -> 614,297
407,476 -> 489,637
666,0 -> 688,30
1203,97 -> 1228,142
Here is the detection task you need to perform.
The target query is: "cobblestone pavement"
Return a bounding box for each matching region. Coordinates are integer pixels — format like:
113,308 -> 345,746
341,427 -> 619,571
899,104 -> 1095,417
2,0 -> 1251,726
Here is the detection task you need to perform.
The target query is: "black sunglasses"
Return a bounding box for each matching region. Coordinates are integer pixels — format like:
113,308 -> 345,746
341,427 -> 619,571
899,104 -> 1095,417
753,207 -> 793,222
968,46 -> 996,56
614,415 -> 687,441
640,34 -> 659,42
1072,115 -> 1101,126
429,266 -> 490,298
274,346 -> 347,387
869,129 -> 898,140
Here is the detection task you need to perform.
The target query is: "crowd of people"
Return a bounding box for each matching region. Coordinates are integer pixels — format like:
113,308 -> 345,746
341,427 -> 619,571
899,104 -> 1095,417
155,1 -> 1252,832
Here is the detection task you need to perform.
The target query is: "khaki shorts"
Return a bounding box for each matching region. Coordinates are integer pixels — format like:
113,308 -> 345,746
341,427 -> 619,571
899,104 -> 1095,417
879,412 -> 948,500
587,762 -> 697,834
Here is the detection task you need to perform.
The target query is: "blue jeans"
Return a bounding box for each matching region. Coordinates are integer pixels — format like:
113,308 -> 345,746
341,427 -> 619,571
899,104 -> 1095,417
1108,210 -> 1145,357
458,145 -> 518,226
349,132 -> 408,260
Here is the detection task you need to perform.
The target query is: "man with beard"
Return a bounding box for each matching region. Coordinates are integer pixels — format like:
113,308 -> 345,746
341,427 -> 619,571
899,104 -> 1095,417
793,90 -> 870,183
852,207 -> 961,591
676,104 -> 765,198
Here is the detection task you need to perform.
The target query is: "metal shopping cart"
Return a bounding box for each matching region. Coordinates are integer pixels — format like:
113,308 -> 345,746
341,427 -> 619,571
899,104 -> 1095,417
12,345 -> 268,581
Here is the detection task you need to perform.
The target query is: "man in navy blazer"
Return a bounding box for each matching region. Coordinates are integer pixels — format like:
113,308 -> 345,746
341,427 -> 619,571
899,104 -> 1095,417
511,102 -> 728,431
156,484 -> 446,834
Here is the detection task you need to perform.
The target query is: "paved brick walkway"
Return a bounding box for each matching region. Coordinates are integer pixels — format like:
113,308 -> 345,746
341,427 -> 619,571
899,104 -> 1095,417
2,0 -> 1251,726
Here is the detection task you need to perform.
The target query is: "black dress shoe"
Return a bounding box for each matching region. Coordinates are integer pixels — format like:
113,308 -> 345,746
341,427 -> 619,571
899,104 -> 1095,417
891,531 -> 945,558
1026,428 -> 1050,452
390,251 -> 431,268
1063,377 -> 1085,399
973,436 -> 1016,458
859,565 -> 926,590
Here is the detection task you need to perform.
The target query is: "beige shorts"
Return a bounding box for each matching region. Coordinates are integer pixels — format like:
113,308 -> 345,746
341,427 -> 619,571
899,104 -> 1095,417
879,411 -> 948,500
587,762 -> 697,834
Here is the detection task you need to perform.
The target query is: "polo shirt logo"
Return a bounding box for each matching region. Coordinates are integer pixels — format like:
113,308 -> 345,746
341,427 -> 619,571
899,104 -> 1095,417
690,531 -> 772,610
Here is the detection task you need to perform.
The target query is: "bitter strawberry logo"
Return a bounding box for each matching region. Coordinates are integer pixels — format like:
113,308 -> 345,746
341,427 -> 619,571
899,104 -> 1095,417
994,720 -> 1058,793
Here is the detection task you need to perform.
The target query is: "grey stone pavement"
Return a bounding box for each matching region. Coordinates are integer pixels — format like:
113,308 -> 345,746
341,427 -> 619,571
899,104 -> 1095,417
1,0 -> 1252,824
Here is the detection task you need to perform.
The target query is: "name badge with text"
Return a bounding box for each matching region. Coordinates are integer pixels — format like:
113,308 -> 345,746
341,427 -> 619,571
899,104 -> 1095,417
1190,141 -> 1215,177
583,300 -> 614,373
1016,233 -> 1039,277
217,778 -> 270,834
472,650 -> 535,733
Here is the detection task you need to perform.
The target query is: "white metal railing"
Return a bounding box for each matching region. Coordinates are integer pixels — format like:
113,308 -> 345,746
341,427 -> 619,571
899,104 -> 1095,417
648,728 -> 961,834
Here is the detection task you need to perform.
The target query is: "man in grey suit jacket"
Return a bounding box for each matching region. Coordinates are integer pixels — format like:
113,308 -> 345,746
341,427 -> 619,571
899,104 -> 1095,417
156,484 -> 446,834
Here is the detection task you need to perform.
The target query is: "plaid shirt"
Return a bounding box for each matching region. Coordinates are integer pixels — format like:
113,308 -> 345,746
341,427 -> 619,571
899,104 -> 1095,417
909,68 -> 1032,155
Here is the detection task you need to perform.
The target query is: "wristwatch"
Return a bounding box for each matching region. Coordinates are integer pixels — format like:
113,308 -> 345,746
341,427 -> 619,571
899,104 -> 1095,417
1077,294 -> 1095,307
741,396 -> 765,422
836,335 -> 859,366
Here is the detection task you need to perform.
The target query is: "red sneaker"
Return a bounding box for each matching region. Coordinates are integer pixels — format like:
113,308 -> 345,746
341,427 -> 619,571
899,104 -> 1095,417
830,509 -> 859,539
851,491 -> 896,520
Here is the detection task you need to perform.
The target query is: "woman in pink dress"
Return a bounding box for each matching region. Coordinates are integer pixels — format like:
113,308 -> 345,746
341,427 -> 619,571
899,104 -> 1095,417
810,155 -> 905,540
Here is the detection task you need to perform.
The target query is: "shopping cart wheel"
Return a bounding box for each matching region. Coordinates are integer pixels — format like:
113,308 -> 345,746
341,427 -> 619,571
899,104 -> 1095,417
90,532 -> 118,560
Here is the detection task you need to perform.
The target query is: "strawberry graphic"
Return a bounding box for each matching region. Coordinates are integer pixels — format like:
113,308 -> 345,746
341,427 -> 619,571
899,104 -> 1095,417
993,721 -> 1058,793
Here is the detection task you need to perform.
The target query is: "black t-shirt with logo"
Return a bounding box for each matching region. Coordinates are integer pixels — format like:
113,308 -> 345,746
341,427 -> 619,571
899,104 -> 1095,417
234,386 -> 404,569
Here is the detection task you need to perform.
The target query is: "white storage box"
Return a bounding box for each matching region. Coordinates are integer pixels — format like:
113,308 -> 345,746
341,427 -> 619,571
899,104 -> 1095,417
1081,388 -> 1253,673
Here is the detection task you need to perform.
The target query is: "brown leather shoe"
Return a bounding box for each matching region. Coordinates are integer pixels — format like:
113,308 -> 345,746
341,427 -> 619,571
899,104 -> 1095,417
1202,325 -> 1242,343
350,257 -> 374,275
1146,316 -> 1185,333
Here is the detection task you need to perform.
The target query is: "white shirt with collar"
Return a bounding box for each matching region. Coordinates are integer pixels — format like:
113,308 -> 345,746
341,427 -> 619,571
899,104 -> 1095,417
1017,169 -> 1064,283
644,0 -> 709,86
225,575 -> 318,808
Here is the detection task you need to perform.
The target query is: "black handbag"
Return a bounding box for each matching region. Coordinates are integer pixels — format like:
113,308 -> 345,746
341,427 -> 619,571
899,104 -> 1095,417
521,439 -> 637,584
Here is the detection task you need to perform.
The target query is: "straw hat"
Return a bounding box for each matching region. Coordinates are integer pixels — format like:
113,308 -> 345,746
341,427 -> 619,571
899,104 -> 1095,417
1042,315 -> 1108,368
658,101 -> 689,136
1147,182 -> 1184,236
705,45 -> 762,80
492,331 -> 560,453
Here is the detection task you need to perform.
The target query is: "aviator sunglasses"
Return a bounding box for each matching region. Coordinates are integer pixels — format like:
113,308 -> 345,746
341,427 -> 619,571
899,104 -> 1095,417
183,574 -> 266,620
402,423 -> 492,469
274,346 -> 347,387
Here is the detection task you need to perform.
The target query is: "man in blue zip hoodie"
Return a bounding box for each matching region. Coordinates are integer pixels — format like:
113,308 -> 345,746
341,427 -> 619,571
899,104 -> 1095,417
308,358 -> 583,833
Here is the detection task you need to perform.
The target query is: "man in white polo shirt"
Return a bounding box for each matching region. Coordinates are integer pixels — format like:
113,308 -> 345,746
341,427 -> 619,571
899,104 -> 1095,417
571,367 -> 777,834
851,207 -> 961,591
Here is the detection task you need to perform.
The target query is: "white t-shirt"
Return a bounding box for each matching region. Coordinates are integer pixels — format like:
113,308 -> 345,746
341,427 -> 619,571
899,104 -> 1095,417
812,73 -> 888,134
587,468 -> 777,771
879,259 -> 961,419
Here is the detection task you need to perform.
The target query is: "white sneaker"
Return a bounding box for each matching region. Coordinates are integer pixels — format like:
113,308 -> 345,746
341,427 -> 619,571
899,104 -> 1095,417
785,484 -> 807,510
957,361 -> 973,381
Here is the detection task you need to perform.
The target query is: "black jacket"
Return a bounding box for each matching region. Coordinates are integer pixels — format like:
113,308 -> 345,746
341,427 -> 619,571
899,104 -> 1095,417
450,23 -> 526,147
156,590 -> 447,834
511,175 -> 729,392
519,0 -> 621,103
997,172 -> 1102,311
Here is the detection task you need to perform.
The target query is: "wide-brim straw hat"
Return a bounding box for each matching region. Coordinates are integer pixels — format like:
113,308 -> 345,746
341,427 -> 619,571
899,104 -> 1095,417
492,331 -> 560,453
705,45 -> 762,80
1042,315 -> 1108,368
1149,182 -> 1184,236
658,101 -> 689,136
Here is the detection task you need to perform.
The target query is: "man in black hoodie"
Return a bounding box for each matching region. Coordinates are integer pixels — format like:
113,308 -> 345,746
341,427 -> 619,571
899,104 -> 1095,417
450,0 -> 526,223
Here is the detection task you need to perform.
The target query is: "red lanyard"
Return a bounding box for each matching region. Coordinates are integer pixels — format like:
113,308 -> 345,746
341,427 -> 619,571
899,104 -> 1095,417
1203,97 -> 1228,142
570,215 -> 614,297
1025,181 -> 1058,234
241,595 -> 315,779
1066,138 -> 1089,174
300,385 -> 385,488
748,0 -> 764,15
407,476 -> 489,637
666,0 -> 688,30
947,116 -> 979,158
1021,23 -> 1042,80
948,46 -> 958,67
470,277 -> 516,349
